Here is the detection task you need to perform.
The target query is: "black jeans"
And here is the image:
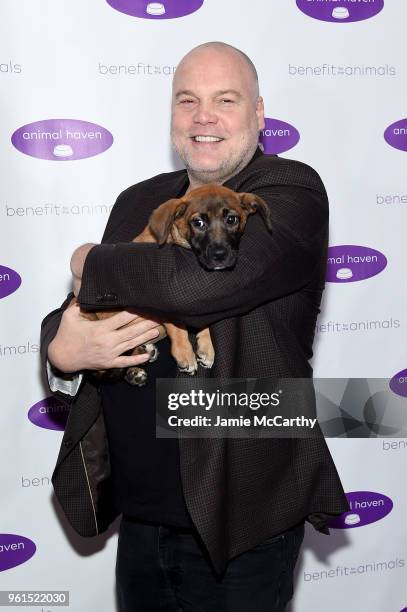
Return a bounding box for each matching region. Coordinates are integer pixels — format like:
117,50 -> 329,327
116,516 -> 304,612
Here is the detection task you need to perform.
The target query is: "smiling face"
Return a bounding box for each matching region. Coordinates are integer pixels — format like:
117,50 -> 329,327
171,45 -> 265,189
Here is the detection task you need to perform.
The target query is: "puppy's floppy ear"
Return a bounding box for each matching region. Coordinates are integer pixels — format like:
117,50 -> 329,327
239,193 -> 272,232
148,198 -> 187,245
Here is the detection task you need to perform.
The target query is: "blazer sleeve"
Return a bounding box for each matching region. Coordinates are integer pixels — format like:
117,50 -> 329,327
40,291 -> 81,399
77,179 -> 329,329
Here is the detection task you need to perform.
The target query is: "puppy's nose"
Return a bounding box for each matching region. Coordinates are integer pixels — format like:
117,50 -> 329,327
209,244 -> 228,261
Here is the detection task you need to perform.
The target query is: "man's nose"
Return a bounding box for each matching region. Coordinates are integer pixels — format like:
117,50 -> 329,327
193,103 -> 218,124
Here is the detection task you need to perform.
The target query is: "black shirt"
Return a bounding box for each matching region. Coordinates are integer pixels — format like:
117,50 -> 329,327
101,334 -> 193,527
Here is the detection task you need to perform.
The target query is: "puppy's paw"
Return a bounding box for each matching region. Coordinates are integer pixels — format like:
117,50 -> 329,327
196,352 -> 214,369
125,367 -> 148,386
140,343 -> 159,363
196,329 -> 215,369
172,343 -> 198,375
177,357 -> 198,376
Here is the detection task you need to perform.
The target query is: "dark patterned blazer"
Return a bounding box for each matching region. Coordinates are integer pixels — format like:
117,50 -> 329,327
41,148 -> 349,575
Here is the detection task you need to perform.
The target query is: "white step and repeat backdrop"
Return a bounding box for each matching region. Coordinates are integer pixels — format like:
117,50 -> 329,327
1,1 -> 406,611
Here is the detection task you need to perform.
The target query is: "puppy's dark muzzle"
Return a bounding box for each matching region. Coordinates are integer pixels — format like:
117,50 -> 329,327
201,243 -> 237,270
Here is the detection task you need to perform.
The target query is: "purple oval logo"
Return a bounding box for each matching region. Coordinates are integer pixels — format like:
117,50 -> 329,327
384,119 -> 407,152
106,0 -> 204,19
11,119 -> 113,161
259,118 -> 300,154
28,396 -> 70,431
389,369 -> 407,398
0,534 -> 36,571
296,0 -> 384,23
326,245 -> 387,282
328,491 -> 393,529
0,265 -> 21,299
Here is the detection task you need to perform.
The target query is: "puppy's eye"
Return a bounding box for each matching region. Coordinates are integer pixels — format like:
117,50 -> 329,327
226,215 -> 239,226
191,218 -> 206,230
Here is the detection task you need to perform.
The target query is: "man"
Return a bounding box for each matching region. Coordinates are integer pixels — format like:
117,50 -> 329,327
42,42 -> 349,611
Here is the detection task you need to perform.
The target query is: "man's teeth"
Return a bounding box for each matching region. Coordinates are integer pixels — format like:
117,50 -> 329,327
193,136 -> 222,142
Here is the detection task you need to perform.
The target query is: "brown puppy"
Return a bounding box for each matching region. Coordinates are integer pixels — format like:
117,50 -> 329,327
77,184 -> 272,385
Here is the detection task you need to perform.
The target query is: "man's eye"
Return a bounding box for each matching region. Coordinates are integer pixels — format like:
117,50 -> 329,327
191,218 -> 206,229
179,99 -> 195,104
226,215 -> 239,225
220,98 -> 234,104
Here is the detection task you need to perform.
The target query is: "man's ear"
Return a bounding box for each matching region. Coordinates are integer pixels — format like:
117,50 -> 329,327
148,198 -> 187,245
239,193 -> 272,232
256,96 -> 265,131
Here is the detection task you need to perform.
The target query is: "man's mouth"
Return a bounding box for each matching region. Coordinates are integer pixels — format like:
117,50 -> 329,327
191,136 -> 224,143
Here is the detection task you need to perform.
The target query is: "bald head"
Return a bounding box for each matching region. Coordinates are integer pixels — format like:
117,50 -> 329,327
173,42 -> 260,100
170,41 -> 264,189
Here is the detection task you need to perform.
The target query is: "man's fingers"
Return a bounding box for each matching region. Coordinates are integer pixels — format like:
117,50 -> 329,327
111,353 -> 152,369
100,309 -> 150,330
115,319 -> 160,345
116,328 -> 160,355
69,303 -> 159,334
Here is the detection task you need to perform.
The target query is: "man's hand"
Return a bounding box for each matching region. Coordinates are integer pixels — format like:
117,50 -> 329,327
47,299 -> 161,374
70,243 -> 96,297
